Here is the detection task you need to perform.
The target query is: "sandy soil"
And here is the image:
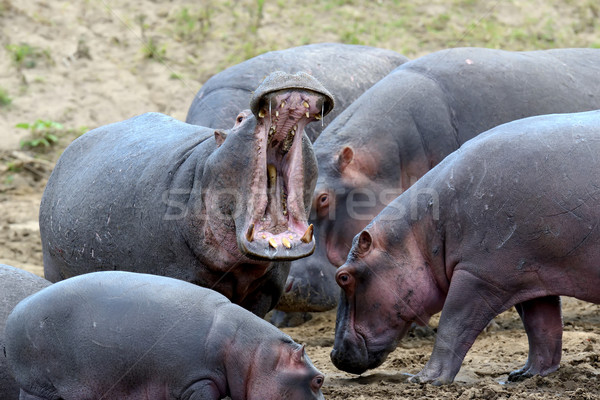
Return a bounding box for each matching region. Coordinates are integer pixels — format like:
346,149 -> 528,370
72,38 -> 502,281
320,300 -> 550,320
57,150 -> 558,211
1,1 -> 600,399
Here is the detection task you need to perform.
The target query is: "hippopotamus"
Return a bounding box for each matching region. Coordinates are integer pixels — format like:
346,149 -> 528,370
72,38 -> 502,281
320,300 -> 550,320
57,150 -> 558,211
5,271 -> 325,399
186,43 -> 409,142
40,71 -> 333,317
313,47 -> 600,274
331,110 -> 600,384
186,43 -> 409,324
0,265 -> 51,400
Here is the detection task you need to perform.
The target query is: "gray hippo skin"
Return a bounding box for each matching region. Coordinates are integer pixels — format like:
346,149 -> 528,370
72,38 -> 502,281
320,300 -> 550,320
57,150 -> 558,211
186,43 -> 409,142
40,71 -> 334,317
331,110 -> 600,384
0,265 -> 51,400
189,44 -> 409,325
313,47 -> 600,273
5,271 -> 325,399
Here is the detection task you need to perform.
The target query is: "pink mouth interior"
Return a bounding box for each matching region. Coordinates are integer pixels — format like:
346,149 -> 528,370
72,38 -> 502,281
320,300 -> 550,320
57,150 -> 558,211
245,90 -> 324,253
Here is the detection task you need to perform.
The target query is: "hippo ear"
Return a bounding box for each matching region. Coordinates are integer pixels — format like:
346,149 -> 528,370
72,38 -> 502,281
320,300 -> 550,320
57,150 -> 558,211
357,231 -> 372,255
337,146 -> 354,172
292,344 -> 306,365
214,129 -> 227,147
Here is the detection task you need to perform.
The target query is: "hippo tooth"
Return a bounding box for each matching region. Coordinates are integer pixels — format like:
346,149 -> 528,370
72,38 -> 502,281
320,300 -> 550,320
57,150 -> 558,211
246,224 -> 255,242
282,237 -> 291,249
269,238 -> 278,248
268,126 -> 276,144
301,224 -> 314,243
303,101 -> 309,108
314,113 -> 322,120
262,234 -> 267,239
305,111 -> 310,118
258,109 -> 265,118
289,234 -> 293,240
280,100 -> 286,108
267,164 -> 277,187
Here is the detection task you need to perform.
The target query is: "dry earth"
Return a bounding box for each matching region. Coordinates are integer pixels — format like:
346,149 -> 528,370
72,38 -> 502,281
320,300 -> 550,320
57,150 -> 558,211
1,0 -> 600,398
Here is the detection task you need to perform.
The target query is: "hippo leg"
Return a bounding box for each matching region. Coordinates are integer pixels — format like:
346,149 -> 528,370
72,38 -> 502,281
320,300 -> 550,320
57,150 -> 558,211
410,270 -> 504,385
508,296 -> 562,382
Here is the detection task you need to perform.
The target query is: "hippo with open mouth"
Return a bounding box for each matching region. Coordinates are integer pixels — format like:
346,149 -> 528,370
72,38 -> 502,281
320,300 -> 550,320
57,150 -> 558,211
40,71 -> 333,317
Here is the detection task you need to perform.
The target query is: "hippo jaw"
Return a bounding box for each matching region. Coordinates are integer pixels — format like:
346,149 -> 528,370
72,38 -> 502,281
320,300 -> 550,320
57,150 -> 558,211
239,83 -> 332,260
331,287 -> 408,374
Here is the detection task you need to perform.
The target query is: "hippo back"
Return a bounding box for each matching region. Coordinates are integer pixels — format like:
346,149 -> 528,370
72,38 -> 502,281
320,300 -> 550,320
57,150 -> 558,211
40,112 -> 215,283
0,265 -> 51,400
186,43 -> 409,141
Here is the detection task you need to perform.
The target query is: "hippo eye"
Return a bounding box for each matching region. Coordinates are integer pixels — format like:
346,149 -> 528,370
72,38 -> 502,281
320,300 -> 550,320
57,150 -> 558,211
336,271 -> 351,287
237,115 -> 244,123
312,375 -> 324,390
316,193 -> 330,217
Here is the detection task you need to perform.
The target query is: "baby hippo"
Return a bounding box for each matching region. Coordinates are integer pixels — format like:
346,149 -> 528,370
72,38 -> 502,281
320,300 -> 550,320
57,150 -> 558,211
331,110 -> 600,385
5,271 -> 325,399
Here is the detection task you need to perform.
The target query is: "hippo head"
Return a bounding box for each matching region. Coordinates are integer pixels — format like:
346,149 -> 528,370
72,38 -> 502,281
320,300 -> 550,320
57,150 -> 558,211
312,143 -> 404,268
330,213 -> 445,374
201,71 -> 334,263
247,341 -> 325,400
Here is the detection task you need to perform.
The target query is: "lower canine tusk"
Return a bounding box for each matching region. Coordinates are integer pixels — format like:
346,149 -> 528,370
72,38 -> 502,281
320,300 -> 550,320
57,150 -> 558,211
301,224 -> 314,243
246,224 -> 255,242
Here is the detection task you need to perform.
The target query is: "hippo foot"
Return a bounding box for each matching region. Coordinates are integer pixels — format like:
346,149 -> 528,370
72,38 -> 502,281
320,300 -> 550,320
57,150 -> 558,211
408,370 -> 452,386
270,310 -> 313,328
507,364 -> 559,382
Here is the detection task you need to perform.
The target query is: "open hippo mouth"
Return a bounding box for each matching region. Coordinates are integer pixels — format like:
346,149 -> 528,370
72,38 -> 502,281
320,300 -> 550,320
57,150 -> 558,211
239,71 -> 334,260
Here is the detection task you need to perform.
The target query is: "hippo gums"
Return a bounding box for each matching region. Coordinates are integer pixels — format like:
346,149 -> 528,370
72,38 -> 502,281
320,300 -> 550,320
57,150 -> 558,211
186,43 -> 409,141
5,271 -> 326,400
40,71 -> 334,317
0,265 -> 51,400
313,47 -> 600,270
331,110 -> 600,384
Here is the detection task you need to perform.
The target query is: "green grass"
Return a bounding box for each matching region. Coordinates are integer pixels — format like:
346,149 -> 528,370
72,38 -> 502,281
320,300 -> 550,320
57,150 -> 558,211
0,87 -> 11,108
141,37 -> 167,60
5,43 -> 51,69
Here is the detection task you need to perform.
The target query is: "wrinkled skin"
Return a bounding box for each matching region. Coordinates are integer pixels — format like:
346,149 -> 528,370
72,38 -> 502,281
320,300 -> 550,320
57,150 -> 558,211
186,43 -> 408,142
313,47 -> 600,272
185,43 -> 410,323
40,71 -> 333,317
5,271 -> 325,400
0,265 -> 51,400
332,110 -> 600,384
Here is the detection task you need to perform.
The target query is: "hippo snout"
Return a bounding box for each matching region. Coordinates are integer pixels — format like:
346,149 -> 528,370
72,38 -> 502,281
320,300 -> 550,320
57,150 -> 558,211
330,339 -> 370,375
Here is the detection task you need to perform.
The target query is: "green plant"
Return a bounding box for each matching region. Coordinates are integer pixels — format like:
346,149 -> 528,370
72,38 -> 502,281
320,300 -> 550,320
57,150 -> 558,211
16,119 -> 63,149
5,43 -> 50,69
142,37 -> 167,60
0,87 -> 11,107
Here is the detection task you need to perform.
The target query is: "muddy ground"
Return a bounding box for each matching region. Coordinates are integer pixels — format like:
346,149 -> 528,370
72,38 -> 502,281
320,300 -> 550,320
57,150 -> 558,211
1,0 -> 600,398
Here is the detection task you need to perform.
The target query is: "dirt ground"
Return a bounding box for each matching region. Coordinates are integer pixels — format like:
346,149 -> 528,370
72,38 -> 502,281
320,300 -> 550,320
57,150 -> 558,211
1,1 -> 600,399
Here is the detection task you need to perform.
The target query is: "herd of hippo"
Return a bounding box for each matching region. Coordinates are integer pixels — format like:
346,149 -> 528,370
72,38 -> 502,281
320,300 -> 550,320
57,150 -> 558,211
2,43 -> 600,398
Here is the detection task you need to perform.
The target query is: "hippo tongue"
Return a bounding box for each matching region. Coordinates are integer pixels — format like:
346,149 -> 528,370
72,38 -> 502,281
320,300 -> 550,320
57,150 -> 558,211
240,72 -> 333,260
